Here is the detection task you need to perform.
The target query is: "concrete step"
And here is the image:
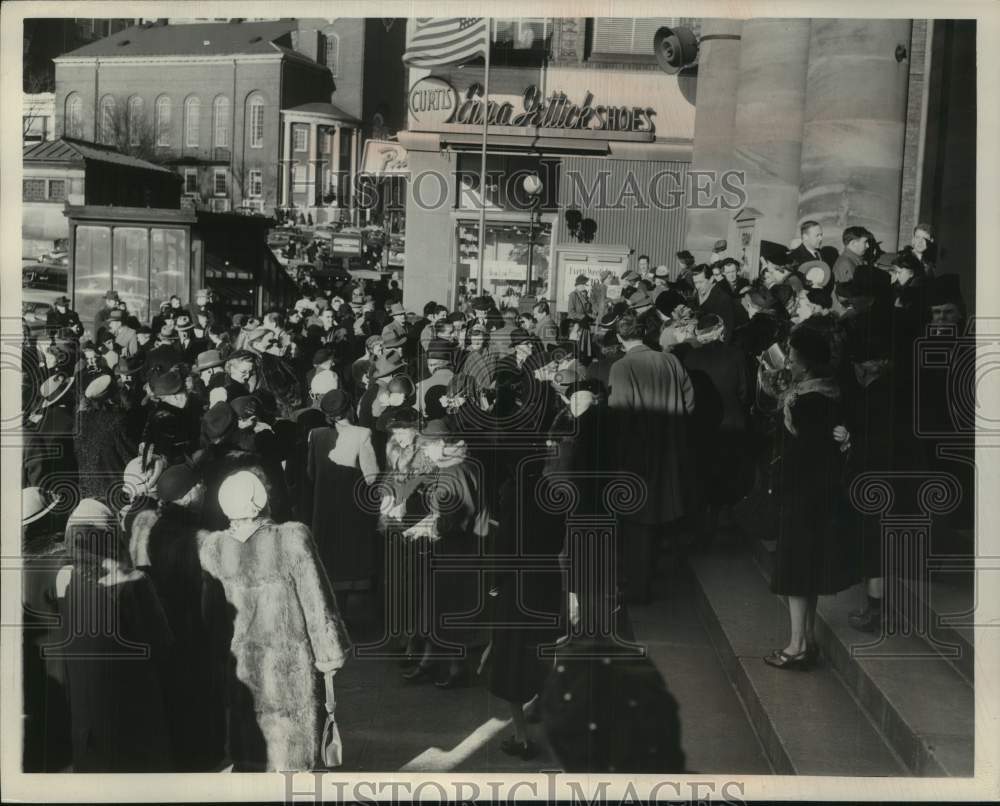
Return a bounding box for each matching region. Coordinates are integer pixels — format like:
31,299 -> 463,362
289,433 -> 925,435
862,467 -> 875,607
690,550 -> 907,776
752,541 -> 974,776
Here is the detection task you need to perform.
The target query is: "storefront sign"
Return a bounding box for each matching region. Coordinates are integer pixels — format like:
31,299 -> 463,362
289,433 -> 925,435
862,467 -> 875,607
331,233 -> 363,257
360,139 -> 409,177
408,76 -> 460,126
417,77 -> 657,135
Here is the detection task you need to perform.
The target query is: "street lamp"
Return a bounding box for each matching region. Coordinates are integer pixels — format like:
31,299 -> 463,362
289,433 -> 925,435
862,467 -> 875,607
522,173 -> 543,304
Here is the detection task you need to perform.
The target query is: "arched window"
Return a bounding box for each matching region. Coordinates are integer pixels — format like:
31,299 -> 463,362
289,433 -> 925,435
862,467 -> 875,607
184,95 -> 200,148
64,93 -> 83,138
247,93 -> 265,149
155,95 -> 172,146
127,96 -> 145,146
323,32 -> 339,77
99,95 -> 116,145
212,95 -> 230,148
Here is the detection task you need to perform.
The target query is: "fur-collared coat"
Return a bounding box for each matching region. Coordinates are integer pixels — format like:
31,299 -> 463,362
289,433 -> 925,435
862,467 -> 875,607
197,520 -> 351,772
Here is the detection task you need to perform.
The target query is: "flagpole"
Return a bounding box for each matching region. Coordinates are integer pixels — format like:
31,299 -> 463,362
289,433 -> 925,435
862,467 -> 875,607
475,18 -> 491,296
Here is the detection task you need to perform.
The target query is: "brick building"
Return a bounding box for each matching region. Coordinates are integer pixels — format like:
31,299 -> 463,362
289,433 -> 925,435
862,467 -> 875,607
52,18 -> 407,222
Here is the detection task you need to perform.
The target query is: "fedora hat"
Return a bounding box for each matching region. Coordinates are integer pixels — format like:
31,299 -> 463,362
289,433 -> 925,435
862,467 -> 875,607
84,374 -> 114,400
194,349 -> 224,372
40,373 -> 74,406
389,302 -> 407,317
174,314 -> 195,332
373,353 -> 407,379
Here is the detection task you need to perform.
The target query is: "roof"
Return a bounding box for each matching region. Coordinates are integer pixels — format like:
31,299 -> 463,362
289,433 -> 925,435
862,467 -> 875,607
285,101 -> 361,124
23,138 -> 177,174
57,20 -> 297,59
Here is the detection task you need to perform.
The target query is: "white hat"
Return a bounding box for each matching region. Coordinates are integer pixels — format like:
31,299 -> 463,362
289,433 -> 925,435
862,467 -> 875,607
22,487 -> 61,526
218,470 -> 268,521
84,374 -> 113,399
67,498 -> 115,528
310,369 -> 339,397
123,455 -> 166,499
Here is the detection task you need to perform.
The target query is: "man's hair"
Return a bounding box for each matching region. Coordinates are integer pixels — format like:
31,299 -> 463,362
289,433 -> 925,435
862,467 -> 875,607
789,326 -> 833,377
842,226 -> 868,247
800,220 -> 821,236
434,320 -> 454,336
638,254 -> 650,263
617,313 -> 646,341
423,301 -> 439,317
533,300 -> 550,315
892,250 -> 925,276
695,263 -> 713,280
434,304 -> 449,317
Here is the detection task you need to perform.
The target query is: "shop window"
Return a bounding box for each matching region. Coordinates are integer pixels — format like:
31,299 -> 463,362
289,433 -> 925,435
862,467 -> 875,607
23,179 -> 46,202
457,219 -> 552,300
213,95 -> 230,148
112,227 -> 151,323
150,228 -> 189,307
587,17 -> 700,61
491,18 -> 552,65
74,225 -> 112,331
184,169 -> 198,195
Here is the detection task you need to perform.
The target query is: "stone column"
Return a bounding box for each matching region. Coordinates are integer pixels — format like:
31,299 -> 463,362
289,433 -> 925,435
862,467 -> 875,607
332,124 -> 342,210
280,115 -> 291,207
684,19 -> 743,258
308,121 -> 318,210
349,127 -> 359,223
731,19 -> 811,248
798,19 -> 912,251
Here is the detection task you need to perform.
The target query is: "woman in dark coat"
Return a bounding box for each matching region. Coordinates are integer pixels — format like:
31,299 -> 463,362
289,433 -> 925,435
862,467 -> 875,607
402,418 -> 490,687
765,327 -> 859,669
74,375 -> 138,503
306,390 -> 380,590
56,499 -> 174,771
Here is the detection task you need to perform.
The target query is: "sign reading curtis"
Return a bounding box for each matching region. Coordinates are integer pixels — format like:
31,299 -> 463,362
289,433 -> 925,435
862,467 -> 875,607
409,77 -> 657,135
408,76 -> 460,126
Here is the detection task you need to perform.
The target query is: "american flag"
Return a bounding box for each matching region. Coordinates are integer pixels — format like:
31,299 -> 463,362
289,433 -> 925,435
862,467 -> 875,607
403,18 -> 489,68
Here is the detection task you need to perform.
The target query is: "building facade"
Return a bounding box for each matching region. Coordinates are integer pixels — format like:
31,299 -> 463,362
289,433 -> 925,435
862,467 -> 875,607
52,19 -> 405,223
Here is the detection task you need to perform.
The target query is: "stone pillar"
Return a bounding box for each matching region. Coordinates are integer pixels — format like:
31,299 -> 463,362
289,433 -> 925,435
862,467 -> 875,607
349,127 -> 359,223
308,121 -> 318,209
332,124 -> 342,210
798,19 -> 912,251
684,19 -> 743,259
280,115 -> 291,207
731,19 -> 811,248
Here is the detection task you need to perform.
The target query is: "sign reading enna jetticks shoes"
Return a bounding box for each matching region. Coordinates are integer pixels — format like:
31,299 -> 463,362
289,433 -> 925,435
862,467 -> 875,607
408,75 -> 657,135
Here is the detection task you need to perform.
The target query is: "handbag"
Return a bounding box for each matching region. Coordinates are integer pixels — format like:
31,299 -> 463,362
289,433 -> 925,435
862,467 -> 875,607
320,684 -> 343,768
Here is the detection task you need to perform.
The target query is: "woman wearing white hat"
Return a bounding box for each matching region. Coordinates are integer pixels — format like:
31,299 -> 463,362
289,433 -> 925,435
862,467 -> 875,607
197,470 -> 351,771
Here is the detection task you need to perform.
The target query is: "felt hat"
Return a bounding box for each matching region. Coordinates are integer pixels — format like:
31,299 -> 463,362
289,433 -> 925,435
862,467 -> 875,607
713,239 -> 727,251
230,396 -> 259,420
108,309 -> 124,322
627,290 -> 654,311
312,347 -> 334,367
203,401 -> 235,441
389,302 -> 406,316
320,389 -> 352,419
622,270 -> 640,283
380,325 -> 407,349
373,353 -> 406,379
420,417 -> 451,438
53,295 -> 70,307
386,406 -> 419,430
365,335 -> 383,352
149,369 -> 184,396
471,296 -> 493,311
40,373 -> 74,406
104,289 -> 120,301
426,339 -> 454,362
509,328 -> 535,349
115,354 -> 145,377
218,470 -> 268,521
156,463 -> 200,503
654,265 -> 670,279
174,314 -> 194,332
800,259 -> 831,289
676,250 -> 694,264
574,274 -> 590,287
759,240 -> 790,266
123,455 -> 166,499
194,349 -> 224,371
83,374 -> 113,400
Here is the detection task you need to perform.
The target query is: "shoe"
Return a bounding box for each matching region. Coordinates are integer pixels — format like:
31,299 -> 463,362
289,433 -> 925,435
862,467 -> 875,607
434,669 -> 468,689
500,736 -> 538,760
402,663 -> 435,683
763,648 -> 811,670
848,607 -> 883,633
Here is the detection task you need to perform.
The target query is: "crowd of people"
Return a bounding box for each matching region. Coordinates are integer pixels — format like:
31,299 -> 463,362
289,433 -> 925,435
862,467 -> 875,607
20,217 -> 969,773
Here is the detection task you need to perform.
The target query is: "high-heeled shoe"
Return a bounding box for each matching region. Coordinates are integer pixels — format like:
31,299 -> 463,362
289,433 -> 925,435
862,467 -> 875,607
500,736 -> 538,760
763,648 -> 811,670
402,663 -> 435,683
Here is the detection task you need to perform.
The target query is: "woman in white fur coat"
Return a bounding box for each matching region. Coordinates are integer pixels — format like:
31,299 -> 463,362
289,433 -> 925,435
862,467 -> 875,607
198,470 -> 351,771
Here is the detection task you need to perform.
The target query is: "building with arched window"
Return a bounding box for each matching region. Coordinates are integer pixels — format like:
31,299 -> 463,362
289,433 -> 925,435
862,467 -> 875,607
98,95 -> 115,145
127,95 -> 145,146
53,18 -> 405,221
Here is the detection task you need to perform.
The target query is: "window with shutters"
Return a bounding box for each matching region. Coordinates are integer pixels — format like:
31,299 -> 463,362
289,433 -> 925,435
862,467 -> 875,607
587,17 -> 699,61
155,95 -> 172,146
184,95 -> 201,147
213,95 -> 230,148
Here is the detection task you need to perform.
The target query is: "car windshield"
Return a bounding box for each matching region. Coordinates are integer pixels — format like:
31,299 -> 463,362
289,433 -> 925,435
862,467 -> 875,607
22,269 -> 68,292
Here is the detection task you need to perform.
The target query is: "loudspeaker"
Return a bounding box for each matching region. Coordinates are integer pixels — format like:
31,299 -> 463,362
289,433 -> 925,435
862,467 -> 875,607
654,26 -> 699,74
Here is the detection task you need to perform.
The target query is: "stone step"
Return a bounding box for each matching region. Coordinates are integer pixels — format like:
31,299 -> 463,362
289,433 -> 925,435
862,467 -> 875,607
689,550 -> 907,776
751,541 -> 974,776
